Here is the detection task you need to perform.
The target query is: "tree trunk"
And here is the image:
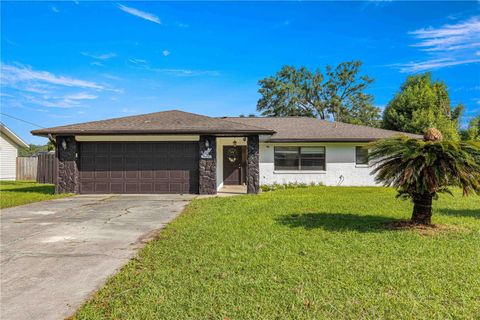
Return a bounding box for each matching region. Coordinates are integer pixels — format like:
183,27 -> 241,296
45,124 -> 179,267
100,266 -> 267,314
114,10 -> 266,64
411,194 -> 433,225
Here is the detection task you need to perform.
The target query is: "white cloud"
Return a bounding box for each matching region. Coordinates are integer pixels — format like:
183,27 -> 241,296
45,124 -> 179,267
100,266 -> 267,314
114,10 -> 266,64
409,16 -> 480,52
126,58 -> 219,77
23,95 -> 76,109
117,4 -> 160,24
396,58 -> 480,73
51,6 -> 59,13
81,52 -> 117,60
91,61 -> 104,67
155,69 -> 220,77
24,86 -> 49,94
396,16 -> 480,73
21,91 -> 98,109
0,63 -> 112,110
162,50 -> 170,57
1,63 -> 104,90
129,58 -> 147,65
64,92 -> 98,100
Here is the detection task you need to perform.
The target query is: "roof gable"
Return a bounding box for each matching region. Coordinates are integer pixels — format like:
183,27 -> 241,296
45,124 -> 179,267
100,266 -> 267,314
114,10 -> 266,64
0,124 -> 28,148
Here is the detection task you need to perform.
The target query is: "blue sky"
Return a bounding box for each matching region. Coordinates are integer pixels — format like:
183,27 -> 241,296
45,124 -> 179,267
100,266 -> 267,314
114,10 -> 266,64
1,1 -> 479,144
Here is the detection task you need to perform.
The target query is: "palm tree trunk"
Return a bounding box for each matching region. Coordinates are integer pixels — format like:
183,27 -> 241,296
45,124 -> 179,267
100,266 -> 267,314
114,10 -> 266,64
411,194 -> 433,225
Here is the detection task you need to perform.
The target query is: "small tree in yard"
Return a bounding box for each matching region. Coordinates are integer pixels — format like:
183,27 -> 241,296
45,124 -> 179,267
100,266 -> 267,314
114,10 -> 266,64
368,128 -> 480,225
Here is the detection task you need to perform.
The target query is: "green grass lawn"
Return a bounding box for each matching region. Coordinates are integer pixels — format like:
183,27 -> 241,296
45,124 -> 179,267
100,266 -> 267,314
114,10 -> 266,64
74,187 -> 480,319
0,180 -> 71,209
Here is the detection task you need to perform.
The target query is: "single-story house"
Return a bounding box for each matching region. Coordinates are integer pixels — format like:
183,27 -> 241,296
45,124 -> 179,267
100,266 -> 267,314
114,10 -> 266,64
1,123 -> 29,180
31,110 -> 418,195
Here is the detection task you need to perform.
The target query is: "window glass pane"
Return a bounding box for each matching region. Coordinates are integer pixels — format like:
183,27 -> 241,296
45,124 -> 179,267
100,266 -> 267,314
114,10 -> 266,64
356,146 -> 368,165
300,147 -> 325,170
274,147 -> 300,170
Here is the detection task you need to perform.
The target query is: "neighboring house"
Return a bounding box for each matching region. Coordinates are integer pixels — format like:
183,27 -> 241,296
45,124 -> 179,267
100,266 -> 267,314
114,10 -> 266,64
31,110 -> 419,195
0,123 -> 28,180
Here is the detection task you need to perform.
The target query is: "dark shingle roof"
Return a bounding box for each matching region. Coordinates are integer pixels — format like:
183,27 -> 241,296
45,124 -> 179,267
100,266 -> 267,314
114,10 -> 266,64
31,110 -> 274,136
224,117 -> 421,142
31,109 -> 420,141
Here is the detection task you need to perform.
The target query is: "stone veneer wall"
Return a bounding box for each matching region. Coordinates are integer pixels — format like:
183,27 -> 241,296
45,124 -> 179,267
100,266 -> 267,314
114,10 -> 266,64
247,135 -> 260,194
55,136 -> 79,194
199,135 -> 217,194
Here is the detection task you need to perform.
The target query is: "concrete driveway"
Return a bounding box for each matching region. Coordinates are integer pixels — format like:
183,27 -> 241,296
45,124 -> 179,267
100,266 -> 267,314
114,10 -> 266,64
0,194 -> 195,320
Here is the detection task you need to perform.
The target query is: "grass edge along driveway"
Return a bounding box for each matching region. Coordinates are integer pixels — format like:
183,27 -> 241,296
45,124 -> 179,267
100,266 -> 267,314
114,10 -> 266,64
74,186 -> 480,319
0,181 -> 71,209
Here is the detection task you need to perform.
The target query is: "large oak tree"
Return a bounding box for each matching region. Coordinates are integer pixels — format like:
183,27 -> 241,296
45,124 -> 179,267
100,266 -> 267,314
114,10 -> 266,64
256,61 -> 381,126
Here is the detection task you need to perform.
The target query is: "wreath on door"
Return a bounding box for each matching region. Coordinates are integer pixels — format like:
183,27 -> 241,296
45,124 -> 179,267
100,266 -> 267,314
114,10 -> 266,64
227,147 -> 238,163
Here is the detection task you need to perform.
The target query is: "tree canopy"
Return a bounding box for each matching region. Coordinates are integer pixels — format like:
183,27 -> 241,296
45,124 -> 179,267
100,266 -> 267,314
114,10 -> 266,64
461,116 -> 480,141
257,61 -> 381,127
19,143 -> 54,157
382,73 -> 463,140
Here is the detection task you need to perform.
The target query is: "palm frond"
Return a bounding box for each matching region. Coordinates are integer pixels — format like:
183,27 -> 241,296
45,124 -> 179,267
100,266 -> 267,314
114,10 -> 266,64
368,137 -> 480,199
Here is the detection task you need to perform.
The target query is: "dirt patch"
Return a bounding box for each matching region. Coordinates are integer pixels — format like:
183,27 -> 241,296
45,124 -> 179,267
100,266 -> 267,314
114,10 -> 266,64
385,220 -> 463,235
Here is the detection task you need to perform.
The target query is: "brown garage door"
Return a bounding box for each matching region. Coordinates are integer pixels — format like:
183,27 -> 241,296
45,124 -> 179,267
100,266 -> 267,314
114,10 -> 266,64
79,142 -> 199,194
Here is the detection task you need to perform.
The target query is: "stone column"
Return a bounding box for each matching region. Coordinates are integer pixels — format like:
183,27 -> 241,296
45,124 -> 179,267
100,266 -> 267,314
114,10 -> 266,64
247,135 -> 260,194
199,135 -> 217,195
55,136 -> 79,194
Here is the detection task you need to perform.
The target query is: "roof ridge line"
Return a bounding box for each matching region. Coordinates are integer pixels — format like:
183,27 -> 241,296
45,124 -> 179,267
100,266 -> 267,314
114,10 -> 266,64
218,118 -> 274,132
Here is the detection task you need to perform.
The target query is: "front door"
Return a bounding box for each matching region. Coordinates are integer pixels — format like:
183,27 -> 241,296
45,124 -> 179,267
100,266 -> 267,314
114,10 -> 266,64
223,146 -> 245,185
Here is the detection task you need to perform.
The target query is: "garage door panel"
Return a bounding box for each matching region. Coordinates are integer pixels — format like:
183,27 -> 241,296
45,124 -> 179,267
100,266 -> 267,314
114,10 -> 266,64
80,170 -> 94,179
110,183 -> 124,193
95,156 -> 109,170
94,170 -> 109,179
95,144 -> 110,154
154,170 -> 169,179
139,183 -> 154,193
139,143 -> 153,153
124,144 -> 139,154
110,143 -> 124,153
94,182 -> 109,193
81,143 -> 95,154
154,182 -> 169,193
79,142 -> 198,194
125,171 -> 139,179
80,181 -> 94,193
125,183 -> 138,193
169,170 -> 183,181
81,156 -> 95,169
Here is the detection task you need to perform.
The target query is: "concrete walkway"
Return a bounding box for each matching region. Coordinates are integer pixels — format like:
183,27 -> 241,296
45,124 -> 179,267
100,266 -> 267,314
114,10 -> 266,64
0,194 -> 195,320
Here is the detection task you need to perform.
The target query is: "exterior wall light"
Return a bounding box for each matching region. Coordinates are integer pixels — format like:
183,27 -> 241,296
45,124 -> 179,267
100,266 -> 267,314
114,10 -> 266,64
61,139 -> 67,150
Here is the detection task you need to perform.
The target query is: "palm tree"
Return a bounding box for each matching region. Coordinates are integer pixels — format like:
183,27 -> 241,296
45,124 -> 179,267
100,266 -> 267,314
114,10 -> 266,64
368,128 -> 480,225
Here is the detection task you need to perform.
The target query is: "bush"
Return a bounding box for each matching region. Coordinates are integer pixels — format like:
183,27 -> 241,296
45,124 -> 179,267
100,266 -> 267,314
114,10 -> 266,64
260,182 -> 324,192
